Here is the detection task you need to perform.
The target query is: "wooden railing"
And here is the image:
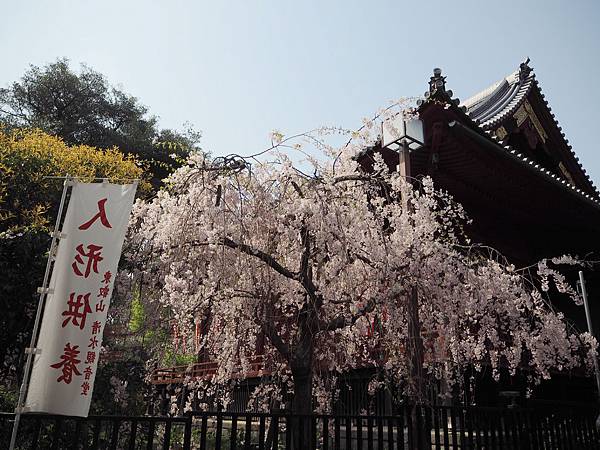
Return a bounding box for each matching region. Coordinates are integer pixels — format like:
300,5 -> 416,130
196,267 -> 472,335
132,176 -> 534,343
149,330 -> 447,386
150,355 -> 267,384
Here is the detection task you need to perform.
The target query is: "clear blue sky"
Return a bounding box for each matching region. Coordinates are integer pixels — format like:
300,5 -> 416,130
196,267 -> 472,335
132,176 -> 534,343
2,0 -> 599,185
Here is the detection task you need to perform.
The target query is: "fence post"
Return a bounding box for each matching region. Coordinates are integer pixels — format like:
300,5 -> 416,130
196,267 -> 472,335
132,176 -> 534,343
109,418 -> 121,450
183,415 -> 192,450
245,414 -> 252,450
322,416 -> 329,450
128,419 -> 138,450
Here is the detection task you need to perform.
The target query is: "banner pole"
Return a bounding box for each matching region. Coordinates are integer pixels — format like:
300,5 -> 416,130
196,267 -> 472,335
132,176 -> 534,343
9,176 -> 74,450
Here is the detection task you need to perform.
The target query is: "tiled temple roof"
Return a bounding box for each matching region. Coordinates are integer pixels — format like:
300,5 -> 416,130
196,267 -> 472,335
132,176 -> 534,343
461,59 -> 535,130
417,60 -> 599,202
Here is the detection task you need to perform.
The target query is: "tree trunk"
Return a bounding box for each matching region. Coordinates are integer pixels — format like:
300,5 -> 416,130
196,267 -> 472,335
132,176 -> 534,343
406,286 -> 426,449
407,286 -> 424,402
291,367 -> 313,414
291,366 -> 313,448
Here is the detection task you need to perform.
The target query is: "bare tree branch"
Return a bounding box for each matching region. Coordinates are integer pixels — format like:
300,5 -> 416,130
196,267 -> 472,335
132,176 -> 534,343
220,237 -> 298,281
332,174 -> 374,184
321,299 -> 376,332
260,321 -> 291,360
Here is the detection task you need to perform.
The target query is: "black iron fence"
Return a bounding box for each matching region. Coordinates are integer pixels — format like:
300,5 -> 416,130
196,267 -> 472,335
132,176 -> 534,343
2,404 -> 599,449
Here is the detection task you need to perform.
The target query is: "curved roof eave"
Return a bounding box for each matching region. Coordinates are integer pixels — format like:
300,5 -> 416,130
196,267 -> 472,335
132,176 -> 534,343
461,66 -> 534,129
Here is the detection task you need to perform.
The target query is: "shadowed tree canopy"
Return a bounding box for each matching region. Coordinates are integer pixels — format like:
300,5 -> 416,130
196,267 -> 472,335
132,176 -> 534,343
0,59 -> 200,184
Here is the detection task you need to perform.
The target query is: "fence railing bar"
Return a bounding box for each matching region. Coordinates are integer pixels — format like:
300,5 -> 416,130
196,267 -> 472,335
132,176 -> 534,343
387,416 -> 394,450
345,416 -> 351,450
458,408 -> 467,450
183,416 -> 192,450
528,411 -> 539,450
432,407 -> 441,450
162,419 -> 171,450
440,407 -> 448,450
377,414 -> 384,450
297,416 -> 304,450
466,407 -> 475,450
367,414 -> 374,450
425,406 -> 431,450
449,407 -> 457,450
583,414 -> 592,448
199,415 -> 207,450
552,413 -> 560,449
563,415 -> 574,450
258,414 -> 265,450
91,418 -> 101,450
127,419 -> 137,450
322,416 -> 329,450
73,417 -> 83,450
334,415 -> 341,450
356,416 -> 363,450
216,413 -> 223,450
484,413 -> 493,450
311,416 -> 317,450
242,414 -> 251,450
109,418 -> 120,450
489,413 -> 498,450
271,414 -> 279,450
229,413 -> 238,450
285,416 -> 292,450
145,420 -> 155,450
406,407 -> 414,450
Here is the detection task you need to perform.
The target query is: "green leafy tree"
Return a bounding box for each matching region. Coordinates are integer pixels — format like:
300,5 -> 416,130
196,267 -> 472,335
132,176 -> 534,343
0,59 -> 200,185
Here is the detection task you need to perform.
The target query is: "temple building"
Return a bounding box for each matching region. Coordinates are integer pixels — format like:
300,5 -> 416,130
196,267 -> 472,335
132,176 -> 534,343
381,58 -> 600,405
152,60 -> 600,410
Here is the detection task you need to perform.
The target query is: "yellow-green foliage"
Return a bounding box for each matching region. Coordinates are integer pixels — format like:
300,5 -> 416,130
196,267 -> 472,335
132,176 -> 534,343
128,291 -> 146,333
0,128 -> 150,231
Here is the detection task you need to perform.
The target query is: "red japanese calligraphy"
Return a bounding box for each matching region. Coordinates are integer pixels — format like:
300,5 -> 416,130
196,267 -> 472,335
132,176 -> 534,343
91,321 -> 102,335
72,244 -> 104,278
84,366 -> 93,380
78,198 -> 112,230
96,299 -> 106,312
88,336 -> 99,349
98,286 -> 110,298
85,351 -> 96,364
102,271 -> 112,284
62,293 -> 92,330
50,343 -> 81,384
81,381 -> 90,396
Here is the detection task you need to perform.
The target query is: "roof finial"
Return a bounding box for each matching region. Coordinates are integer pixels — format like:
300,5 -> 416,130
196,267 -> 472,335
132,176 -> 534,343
418,67 -> 455,107
428,67 -> 447,97
519,57 -> 532,80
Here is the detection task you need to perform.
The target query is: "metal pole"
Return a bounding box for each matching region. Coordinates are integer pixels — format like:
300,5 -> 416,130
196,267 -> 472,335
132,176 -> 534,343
578,270 -> 600,431
579,272 -> 600,393
9,176 -> 73,450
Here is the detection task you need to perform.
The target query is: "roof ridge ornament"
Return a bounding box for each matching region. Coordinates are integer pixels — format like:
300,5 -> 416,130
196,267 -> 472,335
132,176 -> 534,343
519,57 -> 532,81
425,67 -> 452,101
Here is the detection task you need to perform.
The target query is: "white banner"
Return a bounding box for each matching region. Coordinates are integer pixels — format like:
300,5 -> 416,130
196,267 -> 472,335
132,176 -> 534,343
25,181 -> 136,417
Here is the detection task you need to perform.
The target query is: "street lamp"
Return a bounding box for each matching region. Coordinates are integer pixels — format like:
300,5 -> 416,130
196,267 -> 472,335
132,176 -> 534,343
381,114 -> 426,407
382,115 -> 425,151
381,115 -> 424,179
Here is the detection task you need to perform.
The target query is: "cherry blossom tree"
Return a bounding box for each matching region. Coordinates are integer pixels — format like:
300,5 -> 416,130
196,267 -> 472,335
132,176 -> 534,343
124,106 -> 597,415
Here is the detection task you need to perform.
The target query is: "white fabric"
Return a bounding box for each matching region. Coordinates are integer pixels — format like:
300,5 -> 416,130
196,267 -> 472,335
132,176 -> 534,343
25,181 -> 136,417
